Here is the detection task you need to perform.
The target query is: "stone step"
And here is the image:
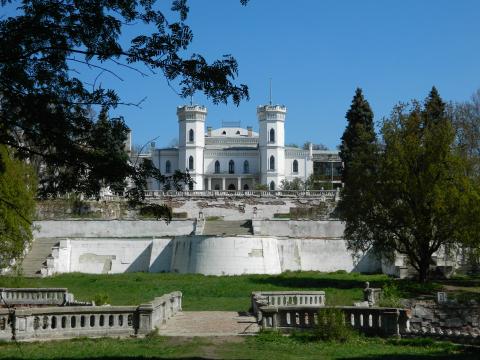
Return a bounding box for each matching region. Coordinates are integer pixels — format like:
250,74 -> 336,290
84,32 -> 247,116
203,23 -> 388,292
202,220 -> 252,236
21,238 -> 59,277
158,311 -> 260,336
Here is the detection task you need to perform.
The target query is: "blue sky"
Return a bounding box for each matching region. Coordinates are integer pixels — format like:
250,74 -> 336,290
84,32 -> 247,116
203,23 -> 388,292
5,1 -> 480,149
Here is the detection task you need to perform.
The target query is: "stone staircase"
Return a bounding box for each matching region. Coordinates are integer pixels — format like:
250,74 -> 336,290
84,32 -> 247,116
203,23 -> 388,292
202,220 -> 252,236
21,238 -> 59,277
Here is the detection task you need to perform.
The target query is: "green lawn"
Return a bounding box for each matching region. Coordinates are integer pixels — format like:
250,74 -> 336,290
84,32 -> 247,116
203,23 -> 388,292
0,271 -> 391,310
1,272 -> 479,358
0,334 -> 477,359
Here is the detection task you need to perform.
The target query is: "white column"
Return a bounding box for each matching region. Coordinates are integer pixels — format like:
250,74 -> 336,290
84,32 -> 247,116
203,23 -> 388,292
222,178 -> 226,190
208,177 -> 212,190
237,177 -> 241,190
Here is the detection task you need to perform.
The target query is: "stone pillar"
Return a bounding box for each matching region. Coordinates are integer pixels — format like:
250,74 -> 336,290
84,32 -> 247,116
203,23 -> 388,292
137,304 -> 154,335
222,178 -> 226,190
237,177 -> 241,190
207,177 -> 212,191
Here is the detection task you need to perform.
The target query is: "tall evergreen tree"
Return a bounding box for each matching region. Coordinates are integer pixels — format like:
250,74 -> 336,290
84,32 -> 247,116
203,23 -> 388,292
344,88 -> 480,282
337,88 -> 379,246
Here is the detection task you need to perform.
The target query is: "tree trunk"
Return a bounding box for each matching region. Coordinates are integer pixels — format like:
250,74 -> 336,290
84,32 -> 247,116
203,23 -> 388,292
417,257 -> 430,283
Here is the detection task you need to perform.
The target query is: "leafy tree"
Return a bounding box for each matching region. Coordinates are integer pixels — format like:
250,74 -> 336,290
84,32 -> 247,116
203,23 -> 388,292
0,0 -> 250,204
303,142 -> 328,150
344,88 -> 480,282
0,146 -> 36,270
450,89 -> 480,177
280,177 -> 304,191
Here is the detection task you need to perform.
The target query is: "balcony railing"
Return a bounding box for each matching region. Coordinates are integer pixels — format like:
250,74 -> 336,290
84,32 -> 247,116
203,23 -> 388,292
142,189 -> 339,199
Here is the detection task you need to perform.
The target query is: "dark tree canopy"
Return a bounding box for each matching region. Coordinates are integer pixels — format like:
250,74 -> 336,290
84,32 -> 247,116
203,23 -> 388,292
0,0 -> 250,204
340,87 -> 480,282
336,88 -> 378,233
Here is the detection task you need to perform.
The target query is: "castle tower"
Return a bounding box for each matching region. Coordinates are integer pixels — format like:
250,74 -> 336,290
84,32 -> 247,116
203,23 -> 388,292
258,105 -> 286,190
177,105 -> 206,190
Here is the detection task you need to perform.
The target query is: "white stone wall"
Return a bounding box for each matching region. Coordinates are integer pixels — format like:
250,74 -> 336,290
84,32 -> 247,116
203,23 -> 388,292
34,220 -> 195,238
48,235 -> 380,276
37,219 -> 382,276
171,236 -> 282,275
252,220 -> 344,238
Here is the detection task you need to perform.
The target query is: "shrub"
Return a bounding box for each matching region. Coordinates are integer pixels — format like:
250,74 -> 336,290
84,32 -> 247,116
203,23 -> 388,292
379,282 -> 402,308
172,212 -> 188,219
92,293 -> 110,306
315,308 -> 356,342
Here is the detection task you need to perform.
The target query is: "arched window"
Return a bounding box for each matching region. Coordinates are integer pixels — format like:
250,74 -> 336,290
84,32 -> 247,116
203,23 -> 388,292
236,130 -> 241,135
243,184 -> 249,190
293,160 -> 298,173
228,183 -> 236,190
188,129 -> 194,142
229,160 -> 235,174
269,128 -> 275,143
222,130 -> 226,135
243,160 -> 249,174
165,160 -> 171,173
269,155 -> 275,171
188,182 -> 194,190
270,181 -> 275,191
214,160 -> 220,173
214,184 -> 220,190
188,156 -> 194,170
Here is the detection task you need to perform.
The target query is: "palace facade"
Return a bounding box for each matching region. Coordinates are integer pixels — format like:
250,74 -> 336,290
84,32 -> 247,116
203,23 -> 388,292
142,104 -> 341,191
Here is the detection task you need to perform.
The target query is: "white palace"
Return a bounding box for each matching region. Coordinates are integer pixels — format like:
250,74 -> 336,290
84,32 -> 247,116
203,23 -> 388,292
141,104 -> 342,191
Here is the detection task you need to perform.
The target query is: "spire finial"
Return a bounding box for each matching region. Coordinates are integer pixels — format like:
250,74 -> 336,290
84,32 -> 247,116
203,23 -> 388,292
269,78 -> 272,105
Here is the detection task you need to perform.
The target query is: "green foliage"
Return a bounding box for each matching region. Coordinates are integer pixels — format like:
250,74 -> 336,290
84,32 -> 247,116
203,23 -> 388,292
0,0 -> 248,205
273,213 -> 290,219
0,146 -> 37,269
280,177 -> 305,191
172,211 -> 188,219
255,183 -> 269,190
206,216 -> 223,221
138,204 -> 173,221
339,87 -> 480,282
379,282 -> 402,308
316,307 -> 357,342
92,293 -> 110,306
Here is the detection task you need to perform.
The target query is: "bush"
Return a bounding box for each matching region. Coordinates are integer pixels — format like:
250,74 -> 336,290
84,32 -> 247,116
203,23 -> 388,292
379,282 -> 402,308
172,212 -> 188,219
315,308 -> 356,342
92,293 -> 110,306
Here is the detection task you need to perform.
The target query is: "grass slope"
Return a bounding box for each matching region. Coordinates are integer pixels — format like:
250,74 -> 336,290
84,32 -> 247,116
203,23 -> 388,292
0,271 -> 390,310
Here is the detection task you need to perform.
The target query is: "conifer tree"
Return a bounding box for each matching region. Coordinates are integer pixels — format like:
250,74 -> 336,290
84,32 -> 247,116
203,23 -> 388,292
343,87 -> 480,282
336,88 -> 378,244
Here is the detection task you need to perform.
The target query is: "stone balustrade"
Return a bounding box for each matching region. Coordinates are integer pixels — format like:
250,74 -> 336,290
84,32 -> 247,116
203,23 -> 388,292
0,290 -> 182,341
0,288 -> 70,307
143,189 -> 339,199
0,309 -> 11,341
137,291 -> 182,334
251,291 -> 326,316
14,305 -> 138,340
258,305 -> 410,338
